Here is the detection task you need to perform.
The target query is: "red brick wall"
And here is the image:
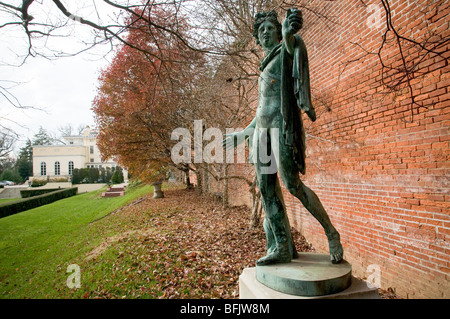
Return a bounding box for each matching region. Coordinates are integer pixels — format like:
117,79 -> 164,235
220,0 -> 449,298
279,0 -> 449,298
227,163 -> 254,207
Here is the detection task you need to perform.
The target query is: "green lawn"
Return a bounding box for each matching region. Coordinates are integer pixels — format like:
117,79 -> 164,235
0,183 -> 153,298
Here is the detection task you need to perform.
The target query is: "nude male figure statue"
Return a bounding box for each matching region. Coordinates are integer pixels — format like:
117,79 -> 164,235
224,9 -> 344,265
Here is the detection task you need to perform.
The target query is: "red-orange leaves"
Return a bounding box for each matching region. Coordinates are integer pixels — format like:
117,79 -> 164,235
92,6 -> 205,182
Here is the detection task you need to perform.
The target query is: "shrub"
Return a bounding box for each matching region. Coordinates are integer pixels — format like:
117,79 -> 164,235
72,167 -> 116,184
0,169 -> 22,184
48,177 -> 69,183
71,168 -> 82,184
20,188 -> 61,198
88,168 -> 99,183
31,179 -> 47,187
111,168 -> 124,184
0,187 -> 78,218
111,170 -> 120,184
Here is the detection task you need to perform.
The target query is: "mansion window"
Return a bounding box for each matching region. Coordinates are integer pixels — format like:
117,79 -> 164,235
40,162 -> 46,176
55,161 -> 60,176
90,146 -> 94,154
68,161 -> 74,175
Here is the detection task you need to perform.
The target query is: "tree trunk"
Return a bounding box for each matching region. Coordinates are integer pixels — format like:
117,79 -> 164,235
195,167 -> 203,194
222,163 -> 229,208
184,167 -> 193,189
249,176 -> 263,228
203,164 -> 209,193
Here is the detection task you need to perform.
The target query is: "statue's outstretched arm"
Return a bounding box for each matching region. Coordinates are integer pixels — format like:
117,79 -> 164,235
222,117 -> 256,150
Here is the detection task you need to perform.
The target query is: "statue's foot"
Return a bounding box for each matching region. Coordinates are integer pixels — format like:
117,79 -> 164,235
328,232 -> 344,264
256,248 -> 291,266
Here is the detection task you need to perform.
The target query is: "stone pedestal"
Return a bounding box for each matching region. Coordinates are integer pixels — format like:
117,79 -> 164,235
152,181 -> 164,199
240,253 -> 380,299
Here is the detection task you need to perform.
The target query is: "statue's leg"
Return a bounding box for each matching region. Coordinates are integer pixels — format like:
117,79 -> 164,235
266,128 -> 297,259
288,179 -> 343,263
274,176 -> 298,259
252,129 -> 276,256
275,133 -> 344,264
263,218 -> 275,254
254,129 -> 291,266
259,171 -> 294,258
256,169 -> 291,265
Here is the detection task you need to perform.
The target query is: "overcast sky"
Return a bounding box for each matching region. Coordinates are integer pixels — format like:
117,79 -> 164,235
0,1 -> 120,155
1,50 -> 111,141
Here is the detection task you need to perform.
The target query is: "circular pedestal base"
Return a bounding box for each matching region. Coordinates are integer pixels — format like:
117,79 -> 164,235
256,252 -> 352,296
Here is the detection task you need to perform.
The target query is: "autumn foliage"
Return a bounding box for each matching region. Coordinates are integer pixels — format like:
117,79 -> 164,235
92,6 -> 205,182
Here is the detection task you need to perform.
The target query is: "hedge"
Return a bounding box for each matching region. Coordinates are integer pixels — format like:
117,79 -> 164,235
20,188 -> 61,198
0,187 -> 78,218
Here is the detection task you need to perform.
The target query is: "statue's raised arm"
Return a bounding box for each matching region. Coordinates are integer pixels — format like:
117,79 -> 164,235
282,8 -> 303,56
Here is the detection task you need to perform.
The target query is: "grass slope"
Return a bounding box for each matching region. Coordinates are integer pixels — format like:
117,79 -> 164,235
0,183 -> 153,298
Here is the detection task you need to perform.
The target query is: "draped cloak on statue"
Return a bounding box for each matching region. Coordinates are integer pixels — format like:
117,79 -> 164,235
252,34 -> 316,175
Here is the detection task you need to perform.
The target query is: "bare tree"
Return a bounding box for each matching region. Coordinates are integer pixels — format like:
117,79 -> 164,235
0,128 -> 16,158
376,0 -> 449,120
0,0 -> 248,63
0,1 -> 332,221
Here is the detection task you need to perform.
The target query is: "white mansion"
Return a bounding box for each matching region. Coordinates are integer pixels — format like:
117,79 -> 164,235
32,126 -> 124,179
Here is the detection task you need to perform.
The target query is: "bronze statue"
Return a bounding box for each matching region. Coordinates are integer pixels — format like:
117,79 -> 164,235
224,9 -> 344,265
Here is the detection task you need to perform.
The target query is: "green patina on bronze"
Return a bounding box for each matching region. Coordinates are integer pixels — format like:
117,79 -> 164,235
224,8 -> 344,267
256,253 -> 352,296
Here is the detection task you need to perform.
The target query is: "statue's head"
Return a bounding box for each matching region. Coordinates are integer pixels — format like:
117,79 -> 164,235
253,11 -> 282,47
